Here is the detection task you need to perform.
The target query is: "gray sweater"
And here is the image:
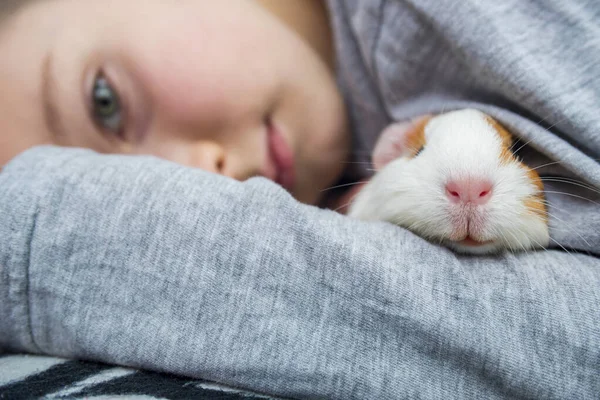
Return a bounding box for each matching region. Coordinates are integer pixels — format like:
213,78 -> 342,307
1,0 -> 599,399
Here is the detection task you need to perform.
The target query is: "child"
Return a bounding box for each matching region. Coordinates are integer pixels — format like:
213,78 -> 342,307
1,0 -> 599,399
0,0 -> 350,205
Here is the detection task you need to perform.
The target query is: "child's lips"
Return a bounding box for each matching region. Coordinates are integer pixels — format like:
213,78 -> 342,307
266,119 -> 296,192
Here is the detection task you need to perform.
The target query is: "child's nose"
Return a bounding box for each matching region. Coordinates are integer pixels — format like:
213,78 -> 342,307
189,141 -> 227,175
162,141 -> 227,175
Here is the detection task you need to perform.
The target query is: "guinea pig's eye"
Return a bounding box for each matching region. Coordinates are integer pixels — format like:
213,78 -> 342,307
90,73 -> 125,137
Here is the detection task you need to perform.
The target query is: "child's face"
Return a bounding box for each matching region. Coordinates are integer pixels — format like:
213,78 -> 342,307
0,0 -> 349,204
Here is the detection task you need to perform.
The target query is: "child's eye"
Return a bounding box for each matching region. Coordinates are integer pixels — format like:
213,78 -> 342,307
91,73 -> 125,136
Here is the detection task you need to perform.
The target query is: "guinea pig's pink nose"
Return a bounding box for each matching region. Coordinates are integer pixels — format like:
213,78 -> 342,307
445,179 -> 493,205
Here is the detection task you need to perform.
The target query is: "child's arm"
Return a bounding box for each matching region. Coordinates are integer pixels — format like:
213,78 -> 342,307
1,146 -> 599,399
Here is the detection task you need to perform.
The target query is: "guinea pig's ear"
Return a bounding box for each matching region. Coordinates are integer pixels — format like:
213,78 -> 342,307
372,116 -> 432,171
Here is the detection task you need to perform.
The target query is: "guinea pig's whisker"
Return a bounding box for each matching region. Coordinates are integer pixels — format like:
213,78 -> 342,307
508,139 -> 523,154
516,210 -> 571,252
543,191 -> 600,206
535,198 -> 593,243
496,229 -> 509,245
532,197 -> 588,220
320,180 -> 370,193
541,177 -> 600,195
505,229 -> 527,253
440,102 -> 449,114
513,225 -> 545,253
532,110 -> 569,131
515,231 -> 530,253
551,175 -> 600,186
545,211 -> 593,247
549,236 -> 572,255
543,115 -> 570,131
508,236 -> 524,253
530,198 -> 554,208
333,199 -> 356,213
528,236 -> 549,254
530,161 -> 566,171
531,157 -> 600,173
510,114 -> 568,153
511,137 -> 536,155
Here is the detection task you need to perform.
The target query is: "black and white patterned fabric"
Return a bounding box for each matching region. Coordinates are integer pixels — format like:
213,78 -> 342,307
0,354 -> 276,400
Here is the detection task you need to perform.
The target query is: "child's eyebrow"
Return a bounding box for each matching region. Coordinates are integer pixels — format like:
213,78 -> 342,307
41,51 -> 66,140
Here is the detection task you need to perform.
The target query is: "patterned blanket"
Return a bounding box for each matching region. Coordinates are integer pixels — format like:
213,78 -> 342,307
0,354 -> 277,400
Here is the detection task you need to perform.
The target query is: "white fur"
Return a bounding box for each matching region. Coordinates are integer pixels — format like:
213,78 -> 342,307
349,109 -> 550,254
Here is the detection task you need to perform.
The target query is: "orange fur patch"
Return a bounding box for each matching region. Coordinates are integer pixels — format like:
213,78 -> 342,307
485,115 -> 547,221
405,117 -> 430,158
523,195 -> 547,221
485,116 -> 514,166
523,168 -> 547,221
526,168 -> 545,193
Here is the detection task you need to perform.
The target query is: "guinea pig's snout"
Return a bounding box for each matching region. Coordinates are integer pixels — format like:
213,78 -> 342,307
445,179 -> 493,206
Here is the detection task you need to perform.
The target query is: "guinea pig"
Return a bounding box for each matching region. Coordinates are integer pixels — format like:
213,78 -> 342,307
348,109 -> 550,255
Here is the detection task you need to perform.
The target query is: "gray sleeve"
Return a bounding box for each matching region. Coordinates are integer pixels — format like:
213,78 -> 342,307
328,0 -> 600,186
1,146 -> 599,400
